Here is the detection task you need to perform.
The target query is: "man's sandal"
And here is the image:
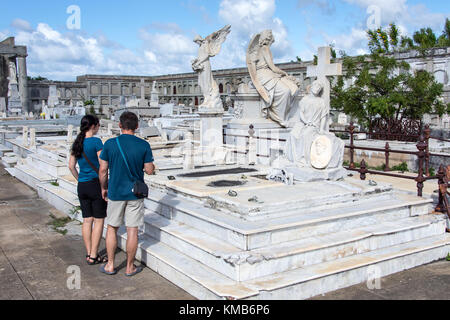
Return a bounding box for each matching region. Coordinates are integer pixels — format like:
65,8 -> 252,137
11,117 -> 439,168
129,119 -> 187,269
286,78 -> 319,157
87,254 -> 108,265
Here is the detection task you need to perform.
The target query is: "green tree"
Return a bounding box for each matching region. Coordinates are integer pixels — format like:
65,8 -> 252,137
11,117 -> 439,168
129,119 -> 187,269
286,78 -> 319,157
89,106 -> 95,115
331,24 -> 448,128
413,28 -> 438,54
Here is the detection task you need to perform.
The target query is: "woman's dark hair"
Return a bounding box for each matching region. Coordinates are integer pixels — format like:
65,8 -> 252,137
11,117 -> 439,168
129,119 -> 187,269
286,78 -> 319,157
71,115 -> 99,159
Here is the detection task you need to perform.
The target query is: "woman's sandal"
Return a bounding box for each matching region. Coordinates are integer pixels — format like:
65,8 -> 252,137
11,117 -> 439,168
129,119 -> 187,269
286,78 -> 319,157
87,254 -> 108,265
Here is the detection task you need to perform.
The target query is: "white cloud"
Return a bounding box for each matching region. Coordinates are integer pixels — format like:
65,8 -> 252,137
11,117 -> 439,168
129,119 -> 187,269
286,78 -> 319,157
343,0 -> 446,32
11,18 -> 33,32
324,27 -> 368,56
297,0 -> 336,15
9,20 -> 199,80
217,0 -> 293,68
309,0 -> 447,59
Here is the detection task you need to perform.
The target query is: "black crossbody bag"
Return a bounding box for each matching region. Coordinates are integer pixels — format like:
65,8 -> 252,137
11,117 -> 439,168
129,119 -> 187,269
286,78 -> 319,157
115,137 -> 149,199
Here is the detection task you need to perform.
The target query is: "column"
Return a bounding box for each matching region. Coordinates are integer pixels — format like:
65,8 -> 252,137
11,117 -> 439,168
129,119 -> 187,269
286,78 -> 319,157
17,56 -> 29,113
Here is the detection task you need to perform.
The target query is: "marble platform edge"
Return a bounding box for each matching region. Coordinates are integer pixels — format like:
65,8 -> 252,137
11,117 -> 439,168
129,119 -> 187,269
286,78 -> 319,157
144,209 -> 447,281
128,230 -> 450,300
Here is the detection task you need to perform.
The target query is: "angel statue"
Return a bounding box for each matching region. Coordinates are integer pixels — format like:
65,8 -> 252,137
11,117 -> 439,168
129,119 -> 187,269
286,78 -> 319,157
192,25 -> 231,110
247,30 -> 300,127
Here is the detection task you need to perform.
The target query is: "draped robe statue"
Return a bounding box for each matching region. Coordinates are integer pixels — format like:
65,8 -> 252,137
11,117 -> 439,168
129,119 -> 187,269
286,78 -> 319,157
268,80 -> 346,183
247,30 -> 300,127
285,80 -> 345,169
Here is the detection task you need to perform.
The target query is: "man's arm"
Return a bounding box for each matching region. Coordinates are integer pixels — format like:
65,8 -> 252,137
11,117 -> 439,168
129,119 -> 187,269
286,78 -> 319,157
99,158 -> 109,201
144,162 -> 155,176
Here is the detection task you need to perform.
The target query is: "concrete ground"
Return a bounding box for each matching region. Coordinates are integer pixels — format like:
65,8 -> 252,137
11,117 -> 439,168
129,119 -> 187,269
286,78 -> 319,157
0,164 -> 194,300
0,163 -> 449,300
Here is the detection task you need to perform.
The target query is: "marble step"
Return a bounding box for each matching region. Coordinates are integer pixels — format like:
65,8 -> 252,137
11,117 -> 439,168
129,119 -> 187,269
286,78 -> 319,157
145,189 -> 432,250
57,175 -> 78,194
0,145 -> 13,157
1,155 -> 18,168
144,211 -> 447,281
13,164 -> 55,190
29,153 -> 70,178
126,229 -> 450,300
37,182 -> 81,219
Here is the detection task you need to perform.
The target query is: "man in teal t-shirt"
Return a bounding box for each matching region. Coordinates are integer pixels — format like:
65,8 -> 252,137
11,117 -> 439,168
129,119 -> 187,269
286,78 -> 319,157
99,112 -> 155,277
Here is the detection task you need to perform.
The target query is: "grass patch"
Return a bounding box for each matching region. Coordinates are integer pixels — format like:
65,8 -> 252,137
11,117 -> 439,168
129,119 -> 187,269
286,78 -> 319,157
446,253 -> 450,262
48,216 -> 72,236
391,162 -> 409,173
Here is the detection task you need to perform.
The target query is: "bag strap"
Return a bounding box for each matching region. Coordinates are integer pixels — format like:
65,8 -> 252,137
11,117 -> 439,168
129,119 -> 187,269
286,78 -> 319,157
82,152 -> 99,175
116,137 -> 136,181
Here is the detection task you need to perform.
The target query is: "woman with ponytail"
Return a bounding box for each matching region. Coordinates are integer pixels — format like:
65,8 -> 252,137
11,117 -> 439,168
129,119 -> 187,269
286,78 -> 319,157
69,115 -> 108,265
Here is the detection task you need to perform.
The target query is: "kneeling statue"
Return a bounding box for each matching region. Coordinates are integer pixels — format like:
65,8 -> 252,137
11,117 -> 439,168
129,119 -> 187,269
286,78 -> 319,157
270,80 -> 346,182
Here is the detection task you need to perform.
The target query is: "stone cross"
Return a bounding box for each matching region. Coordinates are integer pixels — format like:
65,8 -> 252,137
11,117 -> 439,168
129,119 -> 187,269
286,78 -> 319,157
306,46 -> 342,114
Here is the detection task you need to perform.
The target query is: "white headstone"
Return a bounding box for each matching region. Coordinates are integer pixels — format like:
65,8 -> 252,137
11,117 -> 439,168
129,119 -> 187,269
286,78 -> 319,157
337,113 -> 348,125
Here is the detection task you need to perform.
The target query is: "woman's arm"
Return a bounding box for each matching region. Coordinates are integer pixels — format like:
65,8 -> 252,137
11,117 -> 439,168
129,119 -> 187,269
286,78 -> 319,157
68,155 -> 79,181
262,47 -> 288,76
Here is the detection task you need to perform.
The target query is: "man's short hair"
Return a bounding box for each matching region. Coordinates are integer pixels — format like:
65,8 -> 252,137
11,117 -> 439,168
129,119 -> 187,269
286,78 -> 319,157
120,112 -> 139,131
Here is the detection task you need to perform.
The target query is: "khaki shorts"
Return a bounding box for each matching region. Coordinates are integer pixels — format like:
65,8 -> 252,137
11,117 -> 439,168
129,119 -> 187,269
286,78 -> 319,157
106,199 -> 145,228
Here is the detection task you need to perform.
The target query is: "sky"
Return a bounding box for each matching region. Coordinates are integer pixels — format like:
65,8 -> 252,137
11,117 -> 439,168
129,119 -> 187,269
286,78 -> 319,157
0,0 -> 448,81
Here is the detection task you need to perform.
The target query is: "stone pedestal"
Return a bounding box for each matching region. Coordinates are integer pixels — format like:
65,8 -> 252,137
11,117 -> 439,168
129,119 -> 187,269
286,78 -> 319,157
198,107 -> 225,164
225,93 -> 299,166
8,83 -> 22,114
198,108 -> 224,149
282,166 -> 348,183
